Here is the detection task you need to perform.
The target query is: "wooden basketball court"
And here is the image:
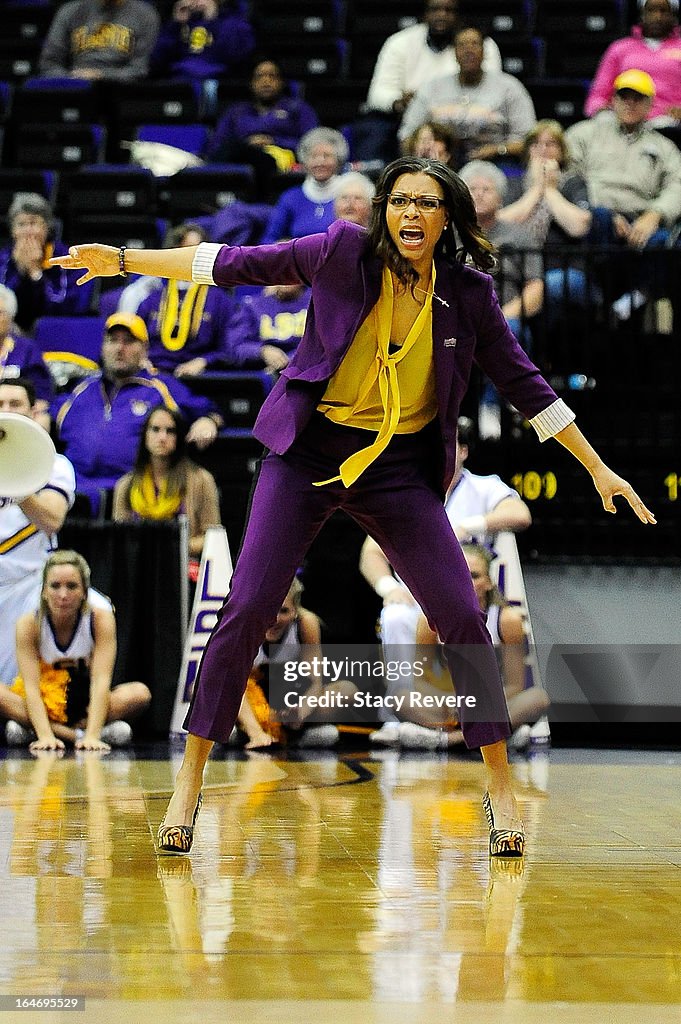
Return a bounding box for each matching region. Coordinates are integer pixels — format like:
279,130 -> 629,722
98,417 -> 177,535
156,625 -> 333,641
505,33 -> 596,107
1,745 -> 680,1023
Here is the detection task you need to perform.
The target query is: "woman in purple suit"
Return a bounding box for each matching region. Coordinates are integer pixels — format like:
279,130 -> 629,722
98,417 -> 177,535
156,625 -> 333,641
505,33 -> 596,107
51,158 -> 655,858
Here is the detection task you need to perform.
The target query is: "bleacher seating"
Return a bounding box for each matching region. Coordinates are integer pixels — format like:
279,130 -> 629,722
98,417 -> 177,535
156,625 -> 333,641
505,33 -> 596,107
188,371 -> 273,430
8,122 -> 106,170
526,79 -> 589,126
59,165 -> 157,217
544,35 -> 618,79
0,82 -> 13,125
133,122 -> 208,156
253,4 -> 341,40
161,164 -> 257,217
34,314 -> 106,363
270,37 -> 347,83
304,79 -> 368,128
460,0 -> 534,37
499,35 -> 545,80
535,0 -> 626,37
0,4 -> 52,81
13,78 -> 99,126
62,213 -> 168,251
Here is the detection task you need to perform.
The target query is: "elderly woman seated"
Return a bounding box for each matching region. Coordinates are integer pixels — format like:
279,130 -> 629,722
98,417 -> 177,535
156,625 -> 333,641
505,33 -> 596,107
260,127 -> 349,244
0,192 -> 95,333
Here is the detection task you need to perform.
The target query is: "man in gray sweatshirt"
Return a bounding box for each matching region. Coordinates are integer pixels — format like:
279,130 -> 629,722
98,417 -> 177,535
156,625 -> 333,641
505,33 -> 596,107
39,0 -> 160,81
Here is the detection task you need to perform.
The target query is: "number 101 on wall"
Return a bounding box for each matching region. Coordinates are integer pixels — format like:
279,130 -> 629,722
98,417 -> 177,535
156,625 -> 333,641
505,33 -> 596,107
511,471 -> 557,501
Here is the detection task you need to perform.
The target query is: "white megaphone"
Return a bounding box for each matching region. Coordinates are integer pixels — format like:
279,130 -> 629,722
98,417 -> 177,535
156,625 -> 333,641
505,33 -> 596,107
0,413 -> 56,498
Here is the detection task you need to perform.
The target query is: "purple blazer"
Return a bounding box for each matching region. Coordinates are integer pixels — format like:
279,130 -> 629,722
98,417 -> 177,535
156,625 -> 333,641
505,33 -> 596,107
209,220 -> 559,491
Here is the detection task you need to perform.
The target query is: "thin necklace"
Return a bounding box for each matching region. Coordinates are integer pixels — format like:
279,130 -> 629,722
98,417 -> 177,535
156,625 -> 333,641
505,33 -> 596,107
413,285 -> 449,307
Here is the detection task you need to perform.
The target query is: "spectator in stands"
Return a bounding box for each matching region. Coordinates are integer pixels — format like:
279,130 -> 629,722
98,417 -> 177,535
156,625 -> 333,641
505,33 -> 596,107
460,160 -> 544,339
39,0 -> 160,81
0,193 -> 95,334
239,284 -> 311,373
333,171 -> 376,229
498,120 -> 592,314
359,1 -> 501,163
404,119 -> 459,166
260,128 -> 349,244
567,71 -> 681,251
1,549 -> 151,751
150,0 -> 254,82
360,416 -> 531,748
399,26 -> 536,164
205,59 -> 319,192
585,0 -> 681,126
366,0 -> 502,120
113,406 -> 221,572
0,285 -> 52,426
54,313 -> 222,514
133,223 -> 255,377
460,160 -> 543,436
0,379 -> 74,688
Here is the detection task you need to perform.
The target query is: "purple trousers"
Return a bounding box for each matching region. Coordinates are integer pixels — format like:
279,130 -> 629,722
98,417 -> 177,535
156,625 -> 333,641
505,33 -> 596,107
185,415 -> 511,748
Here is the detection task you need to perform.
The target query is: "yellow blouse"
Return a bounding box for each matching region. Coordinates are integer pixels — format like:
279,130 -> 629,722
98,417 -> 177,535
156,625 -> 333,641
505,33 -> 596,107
316,266 -> 437,487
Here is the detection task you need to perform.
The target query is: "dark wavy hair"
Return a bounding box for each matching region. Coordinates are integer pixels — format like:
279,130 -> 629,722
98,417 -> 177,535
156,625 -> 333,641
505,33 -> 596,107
367,157 -> 497,291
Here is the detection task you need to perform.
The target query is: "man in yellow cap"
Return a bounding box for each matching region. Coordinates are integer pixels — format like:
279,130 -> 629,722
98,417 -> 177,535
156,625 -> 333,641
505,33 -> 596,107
53,312 -> 222,514
566,68 -> 681,251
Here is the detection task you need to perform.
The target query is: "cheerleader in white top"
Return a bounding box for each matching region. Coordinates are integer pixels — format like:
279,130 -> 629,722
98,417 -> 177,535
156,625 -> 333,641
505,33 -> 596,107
0,550 -> 151,752
236,576 -> 358,749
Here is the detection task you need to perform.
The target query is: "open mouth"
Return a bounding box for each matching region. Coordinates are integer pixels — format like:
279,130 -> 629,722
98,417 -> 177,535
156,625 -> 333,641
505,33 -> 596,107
399,227 -> 425,248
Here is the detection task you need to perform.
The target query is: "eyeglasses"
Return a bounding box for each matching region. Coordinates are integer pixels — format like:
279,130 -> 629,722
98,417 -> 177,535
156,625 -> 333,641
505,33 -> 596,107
387,193 -> 445,212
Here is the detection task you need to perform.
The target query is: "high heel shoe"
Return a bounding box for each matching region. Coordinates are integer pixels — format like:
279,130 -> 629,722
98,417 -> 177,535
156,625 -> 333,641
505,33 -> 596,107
482,791 -> 524,858
157,793 -> 202,855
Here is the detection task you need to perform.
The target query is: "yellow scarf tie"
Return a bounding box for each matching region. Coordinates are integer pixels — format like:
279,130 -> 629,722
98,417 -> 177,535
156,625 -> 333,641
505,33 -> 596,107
159,280 -> 208,351
129,467 -> 183,520
315,269 -> 433,488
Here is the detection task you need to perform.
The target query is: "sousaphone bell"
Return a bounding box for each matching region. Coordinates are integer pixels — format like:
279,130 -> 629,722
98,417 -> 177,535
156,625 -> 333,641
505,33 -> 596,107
0,413 -> 56,498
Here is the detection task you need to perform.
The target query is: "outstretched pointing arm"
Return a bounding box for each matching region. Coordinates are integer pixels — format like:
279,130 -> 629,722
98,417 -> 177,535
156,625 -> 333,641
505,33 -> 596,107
49,244 -> 198,286
554,422 -> 656,524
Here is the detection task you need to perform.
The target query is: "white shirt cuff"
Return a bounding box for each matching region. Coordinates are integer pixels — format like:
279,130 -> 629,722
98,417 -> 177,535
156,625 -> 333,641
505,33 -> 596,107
192,242 -> 223,284
530,398 -> 576,442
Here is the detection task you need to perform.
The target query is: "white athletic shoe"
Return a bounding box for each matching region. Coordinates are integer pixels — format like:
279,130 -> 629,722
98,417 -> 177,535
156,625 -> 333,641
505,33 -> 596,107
509,724 -> 532,751
5,720 -> 36,746
398,721 -> 444,750
369,721 -> 401,746
100,722 -> 133,747
296,724 -> 339,748
529,716 -> 551,744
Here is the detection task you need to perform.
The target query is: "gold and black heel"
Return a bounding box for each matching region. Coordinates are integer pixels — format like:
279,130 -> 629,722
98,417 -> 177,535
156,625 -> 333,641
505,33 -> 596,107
157,793 -> 203,855
482,790 -> 524,858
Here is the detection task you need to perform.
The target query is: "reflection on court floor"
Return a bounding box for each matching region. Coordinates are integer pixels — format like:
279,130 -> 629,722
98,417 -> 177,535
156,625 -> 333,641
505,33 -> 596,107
1,746 -> 680,1023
